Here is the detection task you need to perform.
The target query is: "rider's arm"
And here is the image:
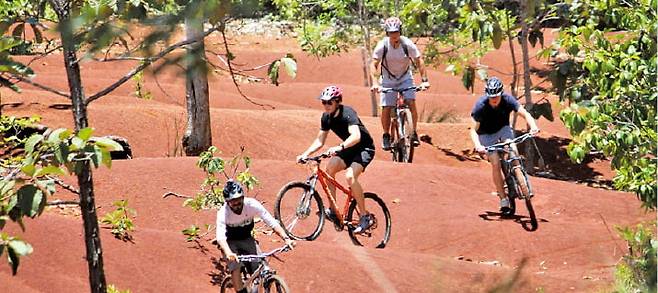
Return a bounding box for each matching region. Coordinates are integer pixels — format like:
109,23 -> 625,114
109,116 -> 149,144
370,58 -> 381,88
301,130 -> 328,157
516,106 -> 540,132
469,119 -> 484,150
413,56 -> 429,85
249,199 -> 295,247
343,125 -> 362,148
215,207 -> 236,259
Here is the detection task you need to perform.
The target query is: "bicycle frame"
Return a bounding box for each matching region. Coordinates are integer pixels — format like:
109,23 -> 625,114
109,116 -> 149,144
234,246 -> 289,291
304,161 -> 355,227
486,134 -> 534,199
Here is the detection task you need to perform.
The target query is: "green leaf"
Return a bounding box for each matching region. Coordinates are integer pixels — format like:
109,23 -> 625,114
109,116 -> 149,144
34,165 -> 66,177
17,184 -> 43,218
268,60 -> 280,86
24,134 -> 43,153
48,128 -> 70,144
92,137 -> 123,152
492,23 -> 502,49
21,164 -> 35,177
8,239 -> 32,256
101,149 -> 112,168
76,128 -> 94,141
0,180 -> 15,197
280,57 -> 297,79
7,244 -> 19,275
71,137 -> 85,150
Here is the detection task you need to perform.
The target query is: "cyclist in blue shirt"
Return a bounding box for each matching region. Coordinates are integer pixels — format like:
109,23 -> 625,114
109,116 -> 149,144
469,77 -> 539,213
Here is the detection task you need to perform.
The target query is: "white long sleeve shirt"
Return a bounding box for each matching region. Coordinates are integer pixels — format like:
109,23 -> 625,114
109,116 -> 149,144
216,197 -> 282,241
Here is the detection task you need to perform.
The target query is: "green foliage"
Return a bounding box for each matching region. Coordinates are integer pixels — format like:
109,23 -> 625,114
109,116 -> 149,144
181,224 -> 201,242
614,222 -> 657,292
107,284 -> 132,293
555,0 -> 656,209
0,118 -> 123,273
101,200 -> 136,240
267,53 -> 297,86
0,233 -> 33,275
184,146 -> 259,211
132,70 -> 153,100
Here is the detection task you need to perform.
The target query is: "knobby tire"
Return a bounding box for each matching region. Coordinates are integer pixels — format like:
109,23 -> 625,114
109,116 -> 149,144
347,192 -> 392,248
274,181 -> 325,241
263,274 -> 290,293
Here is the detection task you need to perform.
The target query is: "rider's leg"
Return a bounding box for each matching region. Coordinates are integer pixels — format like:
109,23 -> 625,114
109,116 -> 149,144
231,266 -> 244,292
325,156 -> 347,212
407,99 -> 418,133
488,151 -> 507,199
381,106 -> 392,135
345,163 -> 368,214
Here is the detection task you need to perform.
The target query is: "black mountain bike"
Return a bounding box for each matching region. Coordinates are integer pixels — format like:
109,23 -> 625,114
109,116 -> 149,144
485,133 -> 538,228
381,86 -> 421,163
219,246 -> 291,293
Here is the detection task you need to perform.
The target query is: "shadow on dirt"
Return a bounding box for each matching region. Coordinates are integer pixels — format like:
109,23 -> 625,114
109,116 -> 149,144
479,211 -> 549,232
422,133 -> 614,189
486,258 -> 530,293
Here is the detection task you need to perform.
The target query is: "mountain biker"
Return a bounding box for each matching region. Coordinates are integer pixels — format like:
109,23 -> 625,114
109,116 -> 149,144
370,16 -> 431,151
469,77 -> 539,213
216,180 -> 296,293
296,85 -> 376,234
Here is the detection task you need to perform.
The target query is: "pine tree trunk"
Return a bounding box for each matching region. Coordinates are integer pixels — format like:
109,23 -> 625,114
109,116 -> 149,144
48,1 -> 107,292
183,15 -> 212,156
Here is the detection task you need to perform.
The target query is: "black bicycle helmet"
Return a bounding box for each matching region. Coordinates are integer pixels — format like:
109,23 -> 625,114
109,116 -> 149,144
485,77 -> 504,97
223,180 -> 244,201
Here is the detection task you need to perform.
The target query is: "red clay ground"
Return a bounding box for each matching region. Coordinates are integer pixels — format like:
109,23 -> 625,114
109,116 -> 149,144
0,29 -> 653,292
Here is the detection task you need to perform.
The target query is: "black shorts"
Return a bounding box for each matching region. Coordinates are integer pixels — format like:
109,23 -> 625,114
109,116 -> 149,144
227,237 -> 259,274
337,146 -> 375,170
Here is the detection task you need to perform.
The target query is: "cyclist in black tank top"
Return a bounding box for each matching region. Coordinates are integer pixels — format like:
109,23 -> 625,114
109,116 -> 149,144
297,85 -> 376,234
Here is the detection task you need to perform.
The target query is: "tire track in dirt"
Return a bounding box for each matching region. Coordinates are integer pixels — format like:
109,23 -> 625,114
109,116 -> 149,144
339,240 -> 398,293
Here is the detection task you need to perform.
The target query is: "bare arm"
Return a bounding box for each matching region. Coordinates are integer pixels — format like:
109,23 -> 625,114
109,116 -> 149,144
413,56 -> 429,82
516,107 -> 540,132
370,58 -> 381,88
300,130 -> 328,158
327,125 -> 361,155
469,119 -> 484,150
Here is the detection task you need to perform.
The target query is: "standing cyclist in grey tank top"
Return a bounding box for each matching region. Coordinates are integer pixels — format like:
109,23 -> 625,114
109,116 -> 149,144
370,16 -> 431,151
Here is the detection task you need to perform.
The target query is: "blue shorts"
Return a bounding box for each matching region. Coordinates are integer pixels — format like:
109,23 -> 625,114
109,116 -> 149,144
380,78 -> 416,107
478,126 -> 514,152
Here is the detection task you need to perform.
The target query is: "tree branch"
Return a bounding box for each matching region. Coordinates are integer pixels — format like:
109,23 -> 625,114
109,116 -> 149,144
47,200 -> 80,206
10,73 -> 71,98
85,26 -> 221,105
219,26 -> 275,109
47,175 -> 80,195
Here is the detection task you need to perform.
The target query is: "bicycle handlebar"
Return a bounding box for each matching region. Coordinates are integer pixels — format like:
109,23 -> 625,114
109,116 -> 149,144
484,133 -> 534,152
380,86 -> 421,94
298,152 -> 332,164
237,245 -> 291,262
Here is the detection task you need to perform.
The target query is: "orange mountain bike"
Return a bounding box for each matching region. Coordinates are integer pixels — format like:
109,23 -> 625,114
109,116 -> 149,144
274,153 -> 392,248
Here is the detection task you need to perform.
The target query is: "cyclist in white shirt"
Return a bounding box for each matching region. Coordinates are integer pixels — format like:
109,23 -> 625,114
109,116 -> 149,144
216,180 -> 295,293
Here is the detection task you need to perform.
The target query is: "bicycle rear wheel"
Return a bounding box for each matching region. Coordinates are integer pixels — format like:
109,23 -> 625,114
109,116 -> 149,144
274,181 -> 325,241
398,109 -> 414,163
347,192 -> 392,248
261,274 -> 290,293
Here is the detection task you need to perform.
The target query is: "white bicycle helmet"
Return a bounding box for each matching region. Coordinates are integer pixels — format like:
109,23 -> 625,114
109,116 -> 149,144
383,17 -> 402,33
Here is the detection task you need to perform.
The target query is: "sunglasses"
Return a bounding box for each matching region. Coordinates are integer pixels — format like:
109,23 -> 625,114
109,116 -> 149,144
227,198 -> 243,206
321,100 -> 335,105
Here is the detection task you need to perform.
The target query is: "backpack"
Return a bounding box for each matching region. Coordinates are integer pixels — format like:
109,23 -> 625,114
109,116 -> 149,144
381,38 -> 415,80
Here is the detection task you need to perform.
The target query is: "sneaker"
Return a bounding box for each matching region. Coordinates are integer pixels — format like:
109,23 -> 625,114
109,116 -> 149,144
382,133 -> 392,151
352,213 -> 374,234
411,132 -> 420,147
324,208 -> 338,224
499,197 -> 511,212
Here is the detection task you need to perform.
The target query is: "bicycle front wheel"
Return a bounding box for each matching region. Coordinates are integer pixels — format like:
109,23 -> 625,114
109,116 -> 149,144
398,109 -> 414,163
219,275 -> 234,293
347,192 -> 392,248
274,181 -> 325,241
514,167 -> 538,229
261,274 -> 290,293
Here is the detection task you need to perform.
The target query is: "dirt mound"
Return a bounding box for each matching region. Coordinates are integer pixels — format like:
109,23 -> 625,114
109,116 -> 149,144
0,29 -> 650,292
